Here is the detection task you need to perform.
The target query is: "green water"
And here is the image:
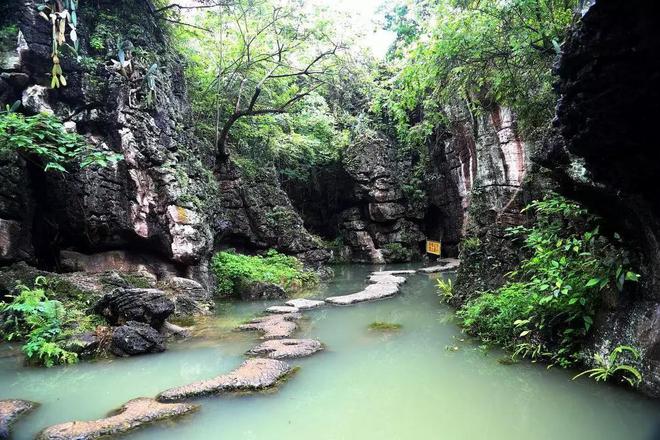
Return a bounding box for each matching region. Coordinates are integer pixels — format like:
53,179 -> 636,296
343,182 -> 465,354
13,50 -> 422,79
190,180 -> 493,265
2,265 -> 660,439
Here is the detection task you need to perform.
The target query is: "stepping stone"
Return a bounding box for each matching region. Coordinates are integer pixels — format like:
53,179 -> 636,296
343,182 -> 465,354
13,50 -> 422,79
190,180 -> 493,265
265,305 -> 299,314
371,270 -> 416,275
325,282 -> 399,305
417,259 -> 461,273
368,274 -> 407,285
285,298 -> 325,310
247,339 -> 323,359
238,313 -> 301,339
157,358 -> 291,402
36,398 -> 197,440
1,399 -> 38,439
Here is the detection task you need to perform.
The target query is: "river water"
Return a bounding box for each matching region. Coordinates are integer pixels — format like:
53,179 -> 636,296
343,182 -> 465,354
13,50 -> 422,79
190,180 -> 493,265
1,265 -> 659,439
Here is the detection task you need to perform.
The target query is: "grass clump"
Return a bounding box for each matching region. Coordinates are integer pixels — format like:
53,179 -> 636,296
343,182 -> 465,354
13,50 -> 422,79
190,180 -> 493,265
0,276 -> 103,367
457,194 -> 640,369
368,321 -> 403,331
211,249 -> 318,297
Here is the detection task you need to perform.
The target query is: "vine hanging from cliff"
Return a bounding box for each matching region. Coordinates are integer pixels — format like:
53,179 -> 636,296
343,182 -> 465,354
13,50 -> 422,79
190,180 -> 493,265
37,0 -> 80,88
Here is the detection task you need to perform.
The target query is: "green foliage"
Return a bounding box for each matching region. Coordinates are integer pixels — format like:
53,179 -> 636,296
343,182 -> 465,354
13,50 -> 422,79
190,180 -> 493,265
573,346 -> 643,387
368,321 -> 403,331
0,24 -> 18,48
437,277 -> 454,301
0,277 -> 78,367
0,111 -> 123,172
211,249 -> 318,296
378,0 -> 579,144
457,194 -> 640,367
383,243 -> 412,262
461,236 -> 481,251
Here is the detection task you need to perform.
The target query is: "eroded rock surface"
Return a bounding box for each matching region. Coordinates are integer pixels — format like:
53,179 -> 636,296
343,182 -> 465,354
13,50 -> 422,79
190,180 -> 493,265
238,282 -> 287,301
36,398 -> 197,440
157,358 -> 291,402
95,288 -> 174,328
285,298 -> 325,310
246,339 -> 323,359
111,321 -> 166,357
0,399 -> 37,439
238,313 -> 301,339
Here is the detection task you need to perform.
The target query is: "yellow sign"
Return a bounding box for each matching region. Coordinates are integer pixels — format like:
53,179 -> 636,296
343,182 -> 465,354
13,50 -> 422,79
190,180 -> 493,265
426,240 -> 441,256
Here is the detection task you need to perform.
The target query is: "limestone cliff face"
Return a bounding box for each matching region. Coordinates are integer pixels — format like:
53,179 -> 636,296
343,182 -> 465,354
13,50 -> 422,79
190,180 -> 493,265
0,0 -> 328,294
425,103 -> 528,256
539,0 -> 660,396
336,133 -> 426,263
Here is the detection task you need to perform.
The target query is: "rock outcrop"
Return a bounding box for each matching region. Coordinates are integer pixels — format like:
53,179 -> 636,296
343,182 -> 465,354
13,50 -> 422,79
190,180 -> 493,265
111,321 -> 166,357
157,358 -> 292,402
95,288 -> 174,328
538,0 -> 660,397
0,0 -> 330,313
36,398 -> 197,440
0,399 -> 37,440
336,133 -> 426,263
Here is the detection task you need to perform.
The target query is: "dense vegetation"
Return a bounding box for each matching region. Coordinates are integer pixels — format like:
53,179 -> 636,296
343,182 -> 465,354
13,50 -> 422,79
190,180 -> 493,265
0,277 -> 103,367
456,195 -> 639,369
211,250 -> 318,296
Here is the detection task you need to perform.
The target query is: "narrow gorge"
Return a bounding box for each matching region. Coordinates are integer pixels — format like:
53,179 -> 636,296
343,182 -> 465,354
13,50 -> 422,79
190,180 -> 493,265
1,0 -> 659,439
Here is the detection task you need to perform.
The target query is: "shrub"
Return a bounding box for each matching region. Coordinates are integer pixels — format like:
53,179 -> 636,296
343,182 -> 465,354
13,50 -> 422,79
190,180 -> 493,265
457,194 -> 639,367
0,277 -> 78,367
211,249 -> 318,296
437,277 -> 453,301
0,111 -> 123,172
383,243 -> 412,262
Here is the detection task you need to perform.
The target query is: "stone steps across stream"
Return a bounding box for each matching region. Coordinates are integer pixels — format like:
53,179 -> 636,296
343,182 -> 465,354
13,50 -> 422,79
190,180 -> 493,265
16,266 -> 445,439
36,398 -> 198,440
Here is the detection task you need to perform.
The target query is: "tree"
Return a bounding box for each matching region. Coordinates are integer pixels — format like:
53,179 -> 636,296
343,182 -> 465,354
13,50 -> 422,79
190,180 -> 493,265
171,0 -> 344,161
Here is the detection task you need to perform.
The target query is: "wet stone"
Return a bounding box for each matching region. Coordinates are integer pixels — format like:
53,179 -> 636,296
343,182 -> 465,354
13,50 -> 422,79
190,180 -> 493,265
246,339 -> 323,359
325,282 -> 400,305
265,305 -> 299,314
238,313 -> 301,339
0,399 -> 38,439
417,259 -> 461,273
157,358 -> 292,402
285,298 -> 325,310
36,398 -> 197,440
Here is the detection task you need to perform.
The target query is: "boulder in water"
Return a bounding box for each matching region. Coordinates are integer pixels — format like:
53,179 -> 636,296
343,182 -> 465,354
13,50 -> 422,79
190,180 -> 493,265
111,321 -> 165,357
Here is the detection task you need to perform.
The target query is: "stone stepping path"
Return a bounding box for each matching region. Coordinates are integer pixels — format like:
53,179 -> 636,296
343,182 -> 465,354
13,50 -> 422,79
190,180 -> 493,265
239,313 -> 301,339
27,267 -> 420,439
325,269 -> 414,305
417,258 -> 461,273
285,298 -> 325,310
0,399 -> 37,439
157,358 -> 292,402
265,305 -> 300,314
36,398 -> 197,440
247,339 -> 324,359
